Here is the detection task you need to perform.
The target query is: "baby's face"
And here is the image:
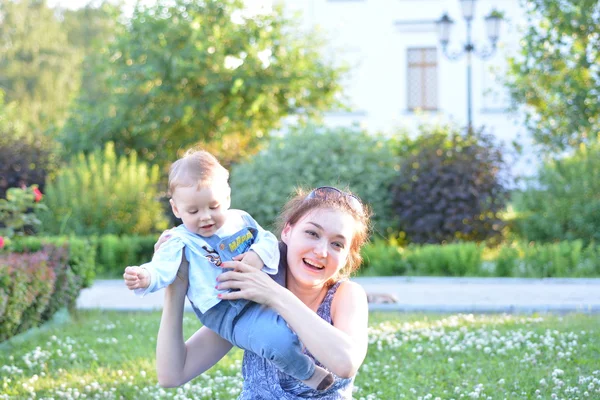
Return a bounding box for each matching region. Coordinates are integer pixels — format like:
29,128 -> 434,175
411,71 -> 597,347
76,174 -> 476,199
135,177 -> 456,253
170,183 -> 231,237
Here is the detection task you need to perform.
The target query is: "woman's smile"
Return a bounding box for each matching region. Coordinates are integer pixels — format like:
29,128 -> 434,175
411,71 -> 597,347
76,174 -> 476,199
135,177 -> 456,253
282,208 -> 355,285
302,258 -> 325,271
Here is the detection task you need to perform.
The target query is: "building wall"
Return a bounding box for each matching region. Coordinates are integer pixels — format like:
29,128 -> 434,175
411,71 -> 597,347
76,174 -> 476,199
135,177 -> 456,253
282,0 -> 537,178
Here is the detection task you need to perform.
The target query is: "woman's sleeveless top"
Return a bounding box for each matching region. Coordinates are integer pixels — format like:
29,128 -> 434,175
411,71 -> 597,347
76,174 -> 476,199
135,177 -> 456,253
238,281 -> 354,399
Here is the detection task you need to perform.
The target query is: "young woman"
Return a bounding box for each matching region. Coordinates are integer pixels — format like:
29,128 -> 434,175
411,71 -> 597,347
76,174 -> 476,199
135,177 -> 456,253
155,186 -> 371,399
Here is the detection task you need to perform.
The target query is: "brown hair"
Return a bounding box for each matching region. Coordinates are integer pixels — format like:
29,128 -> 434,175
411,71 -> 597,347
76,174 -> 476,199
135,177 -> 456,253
168,149 -> 229,196
276,187 -> 372,282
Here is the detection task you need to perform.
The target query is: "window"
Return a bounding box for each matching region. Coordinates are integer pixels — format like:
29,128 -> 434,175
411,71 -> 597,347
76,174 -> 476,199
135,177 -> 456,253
407,47 -> 438,111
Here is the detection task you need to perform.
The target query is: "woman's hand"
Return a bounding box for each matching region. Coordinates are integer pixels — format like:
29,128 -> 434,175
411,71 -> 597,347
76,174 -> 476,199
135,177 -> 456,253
154,228 -> 175,252
216,260 -> 282,307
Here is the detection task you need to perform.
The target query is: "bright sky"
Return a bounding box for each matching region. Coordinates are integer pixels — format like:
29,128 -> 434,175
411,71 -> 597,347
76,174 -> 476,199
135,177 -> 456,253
47,0 -> 135,10
48,0 -> 272,12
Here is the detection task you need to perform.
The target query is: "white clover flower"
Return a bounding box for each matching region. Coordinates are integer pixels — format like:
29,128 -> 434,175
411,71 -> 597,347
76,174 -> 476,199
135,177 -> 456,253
552,369 -> 565,377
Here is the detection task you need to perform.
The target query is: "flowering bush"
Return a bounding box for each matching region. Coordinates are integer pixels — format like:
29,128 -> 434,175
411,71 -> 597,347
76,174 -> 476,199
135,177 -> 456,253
0,185 -> 46,241
0,131 -> 55,201
32,187 -> 43,203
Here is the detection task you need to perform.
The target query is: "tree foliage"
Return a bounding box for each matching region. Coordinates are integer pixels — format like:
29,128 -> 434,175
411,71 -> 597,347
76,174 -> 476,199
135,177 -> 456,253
504,0 -> 600,152
60,0 -> 346,166
0,0 -> 81,134
61,1 -> 124,117
390,125 -> 509,244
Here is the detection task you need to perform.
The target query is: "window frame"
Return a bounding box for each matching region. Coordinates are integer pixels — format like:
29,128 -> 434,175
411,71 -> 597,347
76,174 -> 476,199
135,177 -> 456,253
406,47 -> 438,112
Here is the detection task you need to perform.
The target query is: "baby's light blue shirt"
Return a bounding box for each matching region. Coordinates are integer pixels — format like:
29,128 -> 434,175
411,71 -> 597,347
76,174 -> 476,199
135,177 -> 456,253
135,209 -> 279,313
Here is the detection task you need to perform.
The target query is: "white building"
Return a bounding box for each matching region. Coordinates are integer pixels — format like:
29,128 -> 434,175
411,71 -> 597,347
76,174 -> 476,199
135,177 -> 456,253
283,0 -> 537,179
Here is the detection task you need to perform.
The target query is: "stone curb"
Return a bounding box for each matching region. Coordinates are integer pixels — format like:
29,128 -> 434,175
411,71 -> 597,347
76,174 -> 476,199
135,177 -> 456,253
77,278 -> 600,314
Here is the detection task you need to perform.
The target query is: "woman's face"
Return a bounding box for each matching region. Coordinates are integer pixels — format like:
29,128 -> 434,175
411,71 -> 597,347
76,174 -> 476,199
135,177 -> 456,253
281,207 -> 356,288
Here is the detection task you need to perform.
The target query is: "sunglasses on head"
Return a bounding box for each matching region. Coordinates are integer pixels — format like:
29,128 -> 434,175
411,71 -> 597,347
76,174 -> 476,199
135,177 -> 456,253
305,186 -> 364,215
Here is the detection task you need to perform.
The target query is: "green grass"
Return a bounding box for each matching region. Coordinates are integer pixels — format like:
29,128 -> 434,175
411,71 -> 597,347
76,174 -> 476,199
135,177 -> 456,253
1,311 -> 599,399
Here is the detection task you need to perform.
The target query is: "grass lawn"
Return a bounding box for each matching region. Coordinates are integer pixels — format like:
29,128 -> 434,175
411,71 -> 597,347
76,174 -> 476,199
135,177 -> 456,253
1,311 -> 599,399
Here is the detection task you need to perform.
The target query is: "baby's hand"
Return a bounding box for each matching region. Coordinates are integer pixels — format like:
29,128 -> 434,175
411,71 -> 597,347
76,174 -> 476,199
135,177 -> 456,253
235,251 -> 264,270
123,266 -> 150,290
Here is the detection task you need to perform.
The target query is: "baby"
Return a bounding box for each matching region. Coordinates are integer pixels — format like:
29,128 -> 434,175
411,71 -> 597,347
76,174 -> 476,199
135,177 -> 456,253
123,149 -> 333,390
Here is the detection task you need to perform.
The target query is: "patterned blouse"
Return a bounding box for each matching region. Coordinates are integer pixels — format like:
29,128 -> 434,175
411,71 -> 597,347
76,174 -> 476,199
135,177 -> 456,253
238,248 -> 355,399
238,242 -> 354,400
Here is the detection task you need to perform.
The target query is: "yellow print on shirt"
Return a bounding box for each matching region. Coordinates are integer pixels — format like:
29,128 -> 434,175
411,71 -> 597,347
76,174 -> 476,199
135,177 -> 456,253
228,231 -> 254,252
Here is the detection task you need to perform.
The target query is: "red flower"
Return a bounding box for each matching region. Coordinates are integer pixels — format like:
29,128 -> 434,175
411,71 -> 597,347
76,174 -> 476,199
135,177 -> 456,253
33,187 -> 43,203
0,236 -> 4,249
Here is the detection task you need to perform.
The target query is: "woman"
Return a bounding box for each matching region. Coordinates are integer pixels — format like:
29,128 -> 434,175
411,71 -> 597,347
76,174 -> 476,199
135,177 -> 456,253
155,186 -> 371,399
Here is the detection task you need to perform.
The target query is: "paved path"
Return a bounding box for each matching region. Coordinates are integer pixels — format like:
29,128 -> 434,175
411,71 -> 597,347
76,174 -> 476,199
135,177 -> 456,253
77,277 -> 600,313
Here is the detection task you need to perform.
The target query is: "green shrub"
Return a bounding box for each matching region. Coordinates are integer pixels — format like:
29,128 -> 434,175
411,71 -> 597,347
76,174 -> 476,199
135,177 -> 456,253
513,143 -> 600,244
390,124 -> 509,244
11,234 -> 156,281
95,235 -> 156,277
493,244 -> 520,277
359,240 -> 484,277
10,236 -> 96,289
404,242 -> 483,276
38,142 -> 168,236
360,239 -> 408,276
1,238 -> 96,342
359,239 -> 600,278
40,245 -> 78,322
0,249 -> 57,342
230,124 -> 399,236
520,240 -> 597,278
578,244 -> 600,277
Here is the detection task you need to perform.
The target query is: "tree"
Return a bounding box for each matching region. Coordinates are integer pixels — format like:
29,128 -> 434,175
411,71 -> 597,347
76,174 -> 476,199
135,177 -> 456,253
61,1 -> 125,115
504,0 -> 599,153
0,0 -> 81,135
59,0 -> 347,166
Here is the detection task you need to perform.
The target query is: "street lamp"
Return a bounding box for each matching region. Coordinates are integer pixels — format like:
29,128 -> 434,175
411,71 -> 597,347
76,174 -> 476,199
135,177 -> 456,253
436,1 -> 503,133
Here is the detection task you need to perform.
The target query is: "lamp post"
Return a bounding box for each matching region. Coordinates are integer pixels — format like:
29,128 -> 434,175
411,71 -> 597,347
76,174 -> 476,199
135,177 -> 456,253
436,0 -> 503,133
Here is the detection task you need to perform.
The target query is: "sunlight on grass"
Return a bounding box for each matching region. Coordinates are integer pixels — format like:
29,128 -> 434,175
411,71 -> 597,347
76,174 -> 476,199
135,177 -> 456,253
1,311 -> 599,399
